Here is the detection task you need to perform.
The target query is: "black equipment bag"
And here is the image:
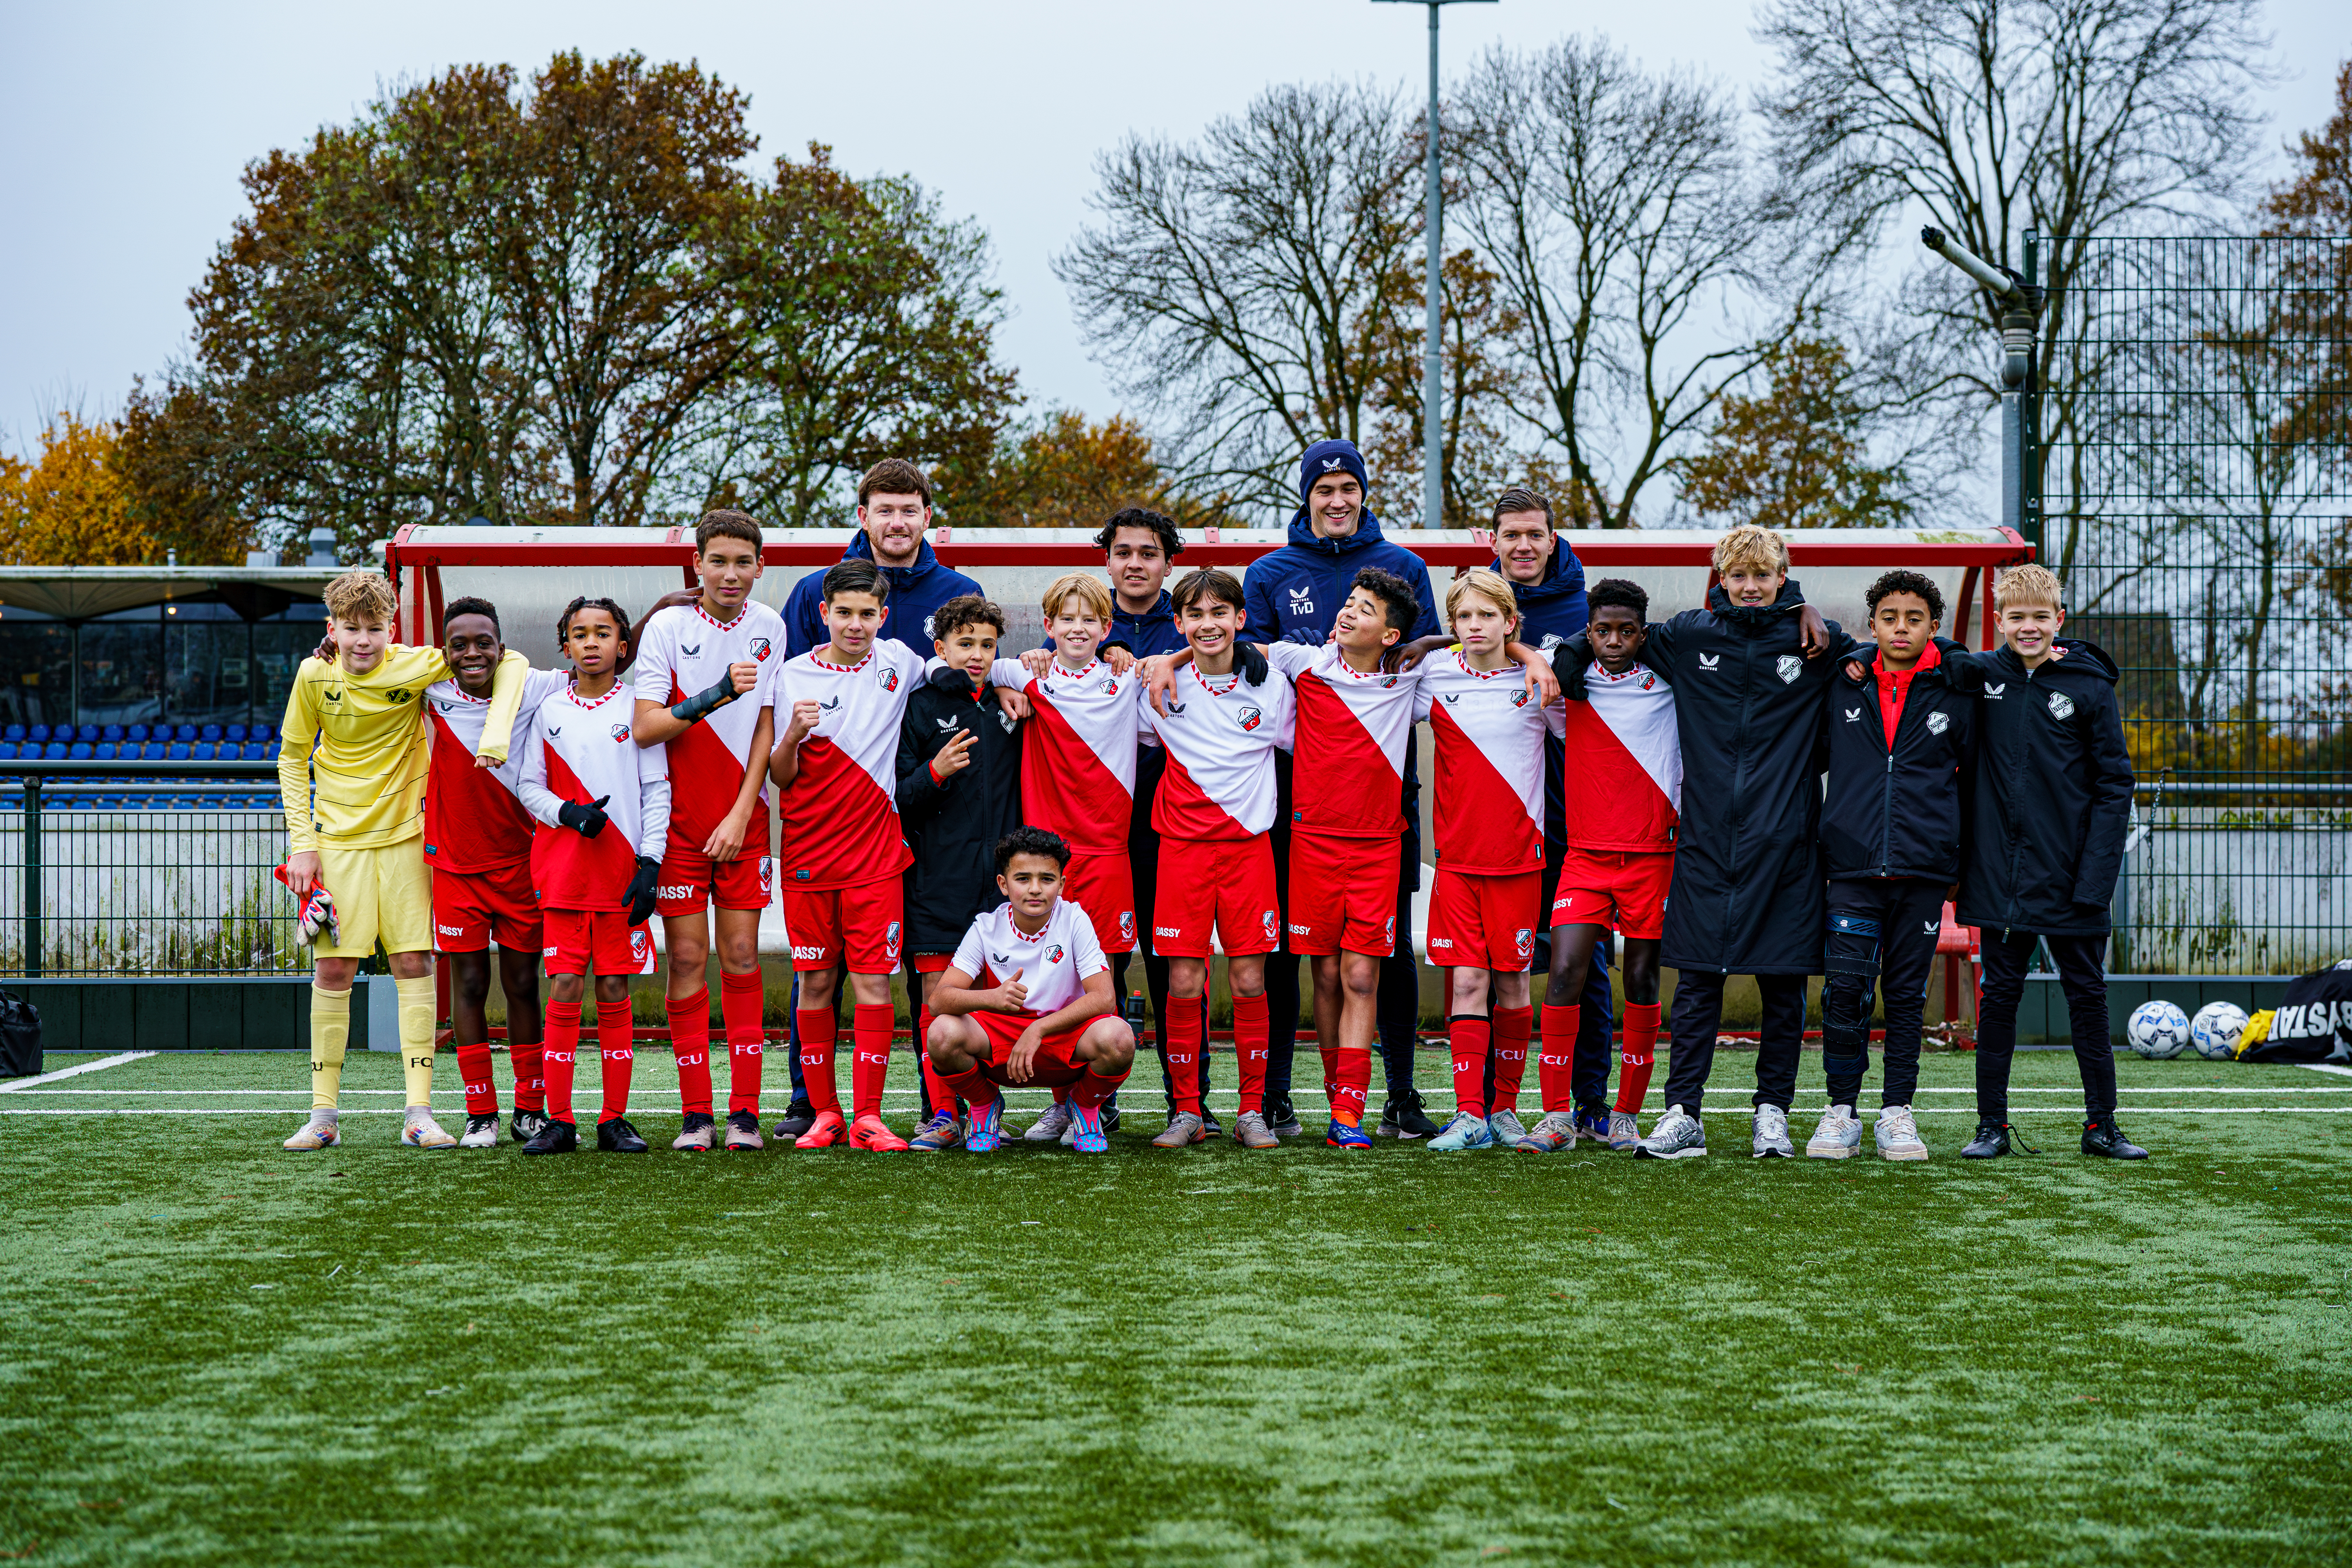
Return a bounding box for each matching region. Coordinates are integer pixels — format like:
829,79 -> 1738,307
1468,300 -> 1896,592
0,988 -> 40,1078
2243,961 -> 2352,1065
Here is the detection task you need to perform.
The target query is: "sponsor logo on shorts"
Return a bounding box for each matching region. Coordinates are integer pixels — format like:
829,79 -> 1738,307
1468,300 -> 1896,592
1927,709 -> 1950,735
750,637 -> 771,662
884,919 -> 903,961
543,944 -> 559,957
1237,704 -> 1263,731
1260,908 -> 1278,942
1515,927 -> 1534,961
1118,911 -> 1135,942
1288,922 -> 1311,935
1385,915 -> 1396,945
656,885 -> 694,901
630,929 -> 651,962
1155,926 -> 1181,938
1430,936 -> 1455,949
791,945 -> 827,961
2047,690 -> 2075,720
759,857 -> 774,894
438,922 -> 466,937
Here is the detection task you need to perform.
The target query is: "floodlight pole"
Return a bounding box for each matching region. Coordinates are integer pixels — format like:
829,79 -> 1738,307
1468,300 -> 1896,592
1922,225 -> 2047,556
1377,0 -> 1495,530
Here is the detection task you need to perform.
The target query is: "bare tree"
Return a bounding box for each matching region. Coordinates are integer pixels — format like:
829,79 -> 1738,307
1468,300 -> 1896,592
1056,82 -> 1425,518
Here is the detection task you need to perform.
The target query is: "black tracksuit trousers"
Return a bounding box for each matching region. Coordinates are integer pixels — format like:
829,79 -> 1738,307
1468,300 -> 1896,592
1974,930 -> 2118,1122
1821,877 -> 1945,1109
1660,970 -> 1809,1114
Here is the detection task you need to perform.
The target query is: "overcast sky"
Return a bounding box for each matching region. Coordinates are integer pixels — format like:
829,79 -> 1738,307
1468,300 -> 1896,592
1,0 -> 2343,449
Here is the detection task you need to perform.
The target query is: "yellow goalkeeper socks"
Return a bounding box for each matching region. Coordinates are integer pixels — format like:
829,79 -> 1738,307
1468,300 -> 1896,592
310,984 -> 350,1114
397,973 -> 437,1109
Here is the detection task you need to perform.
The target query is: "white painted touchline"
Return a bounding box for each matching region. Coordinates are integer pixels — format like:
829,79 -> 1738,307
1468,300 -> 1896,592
2298,1062 -> 2352,1078
0,1051 -> 158,1092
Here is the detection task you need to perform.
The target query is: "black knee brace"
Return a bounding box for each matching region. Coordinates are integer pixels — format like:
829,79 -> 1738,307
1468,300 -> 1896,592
1822,911 -> 1881,1073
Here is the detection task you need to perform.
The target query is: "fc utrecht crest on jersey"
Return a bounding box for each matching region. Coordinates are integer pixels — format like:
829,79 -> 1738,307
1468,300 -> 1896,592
750,637 -> 771,661
610,722 -> 630,742
1046,944 -> 1065,964
878,666 -> 900,693
1237,704 -> 1264,731
1776,653 -> 1803,684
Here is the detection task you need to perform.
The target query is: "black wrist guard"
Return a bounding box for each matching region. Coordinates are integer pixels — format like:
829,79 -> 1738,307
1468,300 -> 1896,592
670,673 -> 739,726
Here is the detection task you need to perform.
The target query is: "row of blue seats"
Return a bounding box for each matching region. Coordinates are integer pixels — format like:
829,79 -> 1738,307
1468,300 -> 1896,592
0,740 -> 281,762
2,722 -> 281,746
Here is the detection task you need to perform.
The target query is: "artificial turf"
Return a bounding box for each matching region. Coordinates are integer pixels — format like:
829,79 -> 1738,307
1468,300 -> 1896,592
2,1046 -> 2347,1566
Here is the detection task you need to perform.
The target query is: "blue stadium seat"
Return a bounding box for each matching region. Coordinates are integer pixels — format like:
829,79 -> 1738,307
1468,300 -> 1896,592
2,724 -> 23,743
174,725 -> 197,743
67,741 -> 93,760
200,723 -> 223,743
241,742 -> 267,760
141,741 -> 167,761
102,724 -> 125,743
0,742 -> 15,760
93,742 -> 117,760
226,724 -> 248,743
79,725 -> 102,744
42,742 -> 65,759
29,725 -> 50,744
126,723 -> 149,742
167,742 -> 192,761
191,742 -> 216,760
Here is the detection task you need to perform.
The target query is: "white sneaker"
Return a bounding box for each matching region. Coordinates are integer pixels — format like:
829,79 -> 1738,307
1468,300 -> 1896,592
458,1114 -> 501,1149
1634,1104 -> 1706,1159
282,1116 -> 339,1151
1607,1110 -> 1643,1151
1806,1103 -> 1861,1160
1875,1105 -> 1929,1161
401,1114 -> 458,1149
1026,1100 -> 1076,1143
1486,1108 -> 1532,1149
1751,1103 -> 1794,1159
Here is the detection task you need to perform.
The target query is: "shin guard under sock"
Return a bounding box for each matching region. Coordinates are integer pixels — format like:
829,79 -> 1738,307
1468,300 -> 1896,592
1166,998 -> 1206,1117
942,1063 -> 999,1109
1616,1001 -> 1661,1114
309,984 -> 350,1111
1319,1044 -> 1340,1105
1448,1015 -> 1492,1118
796,1007 -> 840,1114
395,974 -> 437,1108
1539,1003 -> 1580,1114
1332,1047 -> 1371,1126
597,1007 -> 635,1123
1492,1004 -> 1532,1113
667,989 -> 714,1118
544,999 -> 583,1124
510,1026 -> 545,1113
456,1041 -> 498,1118
851,1004 -> 894,1120
721,969 -> 765,1116
1232,993 -> 1270,1116
1071,1061 -> 1130,1109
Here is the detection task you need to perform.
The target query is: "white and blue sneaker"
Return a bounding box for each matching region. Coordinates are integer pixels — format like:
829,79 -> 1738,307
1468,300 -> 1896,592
1026,1100 -> 1075,1143
1486,1108 -> 1532,1149
965,1098 -> 1006,1152
1634,1104 -> 1706,1160
1806,1103 -> 1862,1160
1752,1103 -> 1795,1159
1426,1111 -> 1494,1151
1874,1105 -> 1929,1161
908,1112 -> 962,1152
1069,1102 -> 1109,1153
1607,1110 -> 1643,1151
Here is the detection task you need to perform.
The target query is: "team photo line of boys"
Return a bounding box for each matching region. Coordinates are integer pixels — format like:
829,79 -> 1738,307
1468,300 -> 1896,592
276,436 -> 2143,1165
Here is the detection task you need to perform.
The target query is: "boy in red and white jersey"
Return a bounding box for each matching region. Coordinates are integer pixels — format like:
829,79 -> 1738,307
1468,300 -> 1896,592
515,597 -> 669,1155
1136,567 -> 1294,1149
423,596 -> 573,1148
767,558 -> 929,1151
1530,578 -> 1680,1153
631,510 -> 782,1153
1413,569 -> 1566,1153
925,828 -> 1137,1152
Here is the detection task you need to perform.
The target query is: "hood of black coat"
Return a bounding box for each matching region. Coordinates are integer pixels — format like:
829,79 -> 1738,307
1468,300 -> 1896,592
1987,637 -> 2120,686
1706,579 -> 1808,632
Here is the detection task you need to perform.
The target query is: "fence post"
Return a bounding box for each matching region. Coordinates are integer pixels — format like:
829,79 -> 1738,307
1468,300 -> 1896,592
22,778 -> 41,980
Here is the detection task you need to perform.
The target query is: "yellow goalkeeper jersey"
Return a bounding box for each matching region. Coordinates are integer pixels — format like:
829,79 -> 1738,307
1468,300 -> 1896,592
278,644 -> 526,852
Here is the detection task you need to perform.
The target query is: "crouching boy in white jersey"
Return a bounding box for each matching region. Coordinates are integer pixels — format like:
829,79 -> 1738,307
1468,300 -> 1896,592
925,828 -> 1138,1151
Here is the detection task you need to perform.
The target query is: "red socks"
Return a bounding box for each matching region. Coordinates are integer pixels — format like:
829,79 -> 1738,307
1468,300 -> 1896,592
1071,1061 -> 1130,1109
1166,996 -> 1205,1117
797,1006 -> 840,1115
1449,1015 -> 1491,1118
544,999 -> 582,1124
597,1007 -> 634,1123
1539,1003 -> 1580,1114
1332,1048 -> 1371,1126
456,1041 -> 497,1118
941,1062 -> 998,1110
851,1004 -> 894,1120
1233,993 -> 1270,1116
1492,1004 -> 1532,1114
511,1031 -> 545,1112
1319,1043 -> 1340,1107
668,989 -> 713,1118
1616,1002 -> 1661,1114
721,969 -> 765,1116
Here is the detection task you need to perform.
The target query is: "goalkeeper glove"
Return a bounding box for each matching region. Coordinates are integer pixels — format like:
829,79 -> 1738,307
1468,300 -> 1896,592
670,673 -> 741,726
558,795 -> 610,838
623,856 -> 661,926
273,865 -> 341,947
1238,641 -> 1270,687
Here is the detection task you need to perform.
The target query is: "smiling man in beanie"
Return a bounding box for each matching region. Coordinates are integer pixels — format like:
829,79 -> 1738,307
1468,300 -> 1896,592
1242,439 -> 1444,1137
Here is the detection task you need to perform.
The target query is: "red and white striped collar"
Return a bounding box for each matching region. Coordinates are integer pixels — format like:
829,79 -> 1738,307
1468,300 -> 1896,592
692,599 -> 750,632
1046,657 -> 1102,682
1592,660 -> 1653,686
808,646 -> 875,674
1189,662 -> 1241,697
1453,650 -> 1520,682
442,684 -> 492,707
562,677 -> 625,710
1326,645 -> 1390,682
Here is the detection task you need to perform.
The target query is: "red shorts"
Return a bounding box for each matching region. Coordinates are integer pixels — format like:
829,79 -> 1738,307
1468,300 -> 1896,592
655,841 -> 773,917
783,875 -> 905,974
967,1009 -> 1093,1088
432,860 -> 541,953
542,909 -> 657,976
1152,835 -> 1280,958
1065,850 -> 1138,954
910,953 -> 953,975
1426,868 -> 1543,972
1550,848 -> 1674,940
1285,830 -> 1398,957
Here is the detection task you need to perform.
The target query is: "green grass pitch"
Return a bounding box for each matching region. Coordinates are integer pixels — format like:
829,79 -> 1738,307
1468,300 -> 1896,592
3,1045 -> 2348,1566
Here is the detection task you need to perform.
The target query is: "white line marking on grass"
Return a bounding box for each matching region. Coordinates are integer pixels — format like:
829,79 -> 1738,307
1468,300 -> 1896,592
2298,1063 -> 2352,1078
0,1051 -> 157,1092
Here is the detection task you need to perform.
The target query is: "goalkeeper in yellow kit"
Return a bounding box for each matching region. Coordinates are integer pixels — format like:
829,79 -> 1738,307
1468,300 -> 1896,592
279,570 -> 528,1150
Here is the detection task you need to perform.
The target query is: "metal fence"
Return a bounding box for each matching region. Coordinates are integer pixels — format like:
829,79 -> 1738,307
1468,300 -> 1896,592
2049,232 -> 2350,973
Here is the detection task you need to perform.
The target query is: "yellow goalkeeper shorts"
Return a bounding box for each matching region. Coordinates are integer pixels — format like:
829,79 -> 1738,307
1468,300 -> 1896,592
314,841 -> 436,958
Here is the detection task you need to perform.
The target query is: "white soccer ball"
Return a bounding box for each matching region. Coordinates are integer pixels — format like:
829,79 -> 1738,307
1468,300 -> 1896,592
2189,1002 -> 2249,1062
2126,1000 -> 2192,1060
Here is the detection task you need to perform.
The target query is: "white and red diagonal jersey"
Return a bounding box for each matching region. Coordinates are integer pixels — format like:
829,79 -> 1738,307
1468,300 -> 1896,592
1263,642 -> 1421,837
1414,653 -> 1564,876
950,897 -> 1108,1020
1141,661 -> 1295,841
423,668 -> 569,872
516,681 -> 672,912
631,600 -> 784,851
772,640 -> 926,889
989,656 -> 1144,853
1563,661 -> 1681,851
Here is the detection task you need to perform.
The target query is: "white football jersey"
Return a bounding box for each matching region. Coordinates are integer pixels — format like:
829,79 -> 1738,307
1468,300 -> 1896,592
1413,652 -> 1564,876
632,601 -> 785,849
1140,660 -> 1295,840
990,656 -> 1146,853
516,681 -> 672,910
423,666 -> 570,871
951,897 -> 1109,1020
1263,642 -> 1422,837
772,639 -> 927,889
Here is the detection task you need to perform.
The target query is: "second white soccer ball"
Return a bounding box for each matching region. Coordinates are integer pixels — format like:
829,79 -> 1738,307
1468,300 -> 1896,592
2126,1000 -> 2192,1060
2190,1002 -> 2249,1061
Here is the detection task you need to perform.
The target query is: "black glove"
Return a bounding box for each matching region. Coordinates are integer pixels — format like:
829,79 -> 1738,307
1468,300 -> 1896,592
927,664 -> 978,695
670,673 -> 741,726
1238,641 -> 1270,687
623,855 -> 660,926
557,795 -> 610,838
1551,633 -> 1595,701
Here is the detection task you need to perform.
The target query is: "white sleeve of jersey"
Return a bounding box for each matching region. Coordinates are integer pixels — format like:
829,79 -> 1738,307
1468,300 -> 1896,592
1263,641 -> 1315,680
1272,675 -> 1296,750
1544,690 -> 1568,740
635,739 -> 672,858
884,640 -> 928,687
631,612 -> 678,706
951,918 -> 989,985
1070,904 -> 1109,980
1413,686 -> 1435,724
514,719 -> 562,829
989,657 -> 1031,691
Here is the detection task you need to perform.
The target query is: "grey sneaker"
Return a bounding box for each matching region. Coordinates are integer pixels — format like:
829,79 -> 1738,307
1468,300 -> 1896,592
1752,1103 -> 1794,1159
400,1112 -> 458,1149
1874,1105 -> 1929,1161
671,1113 -> 717,1152
724,1111 -> 765,1151
1231,1110 -> 1280,1149
282,1114 -> 340,1151
458,1114 -> 501,1148
1518,1111 -> 1577,1152
1635,1103 -> 1707,1160
1805,1103 -> 1861,1160
1026,1100 -> 1076,1143
1486,1107 -> 1532,1149
1607,1110 -> 1642,1151
1153,1111 -> 1207,1148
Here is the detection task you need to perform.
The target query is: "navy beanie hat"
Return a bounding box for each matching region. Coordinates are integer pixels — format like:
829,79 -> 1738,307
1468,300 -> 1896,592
1298,439 -> 1369,503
